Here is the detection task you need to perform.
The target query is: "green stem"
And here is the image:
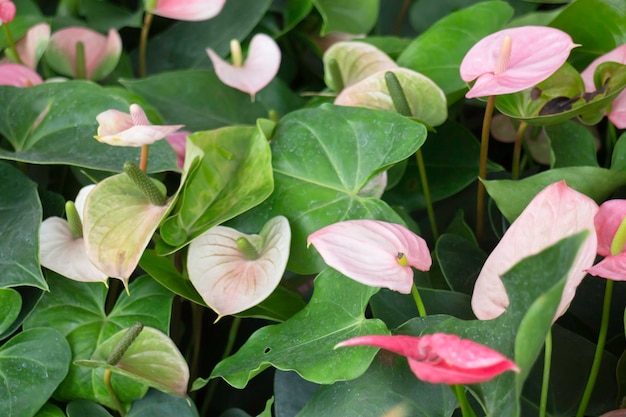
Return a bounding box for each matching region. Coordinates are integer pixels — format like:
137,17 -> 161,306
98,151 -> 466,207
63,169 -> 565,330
476,95 -> 496,245
138,12 -> 153,78
104,369 -> 126,417
576,279 -> 613,417
74,41 -> 87,79
453,385 -> 477,417
411,283 -> 427,317
391,0 -> 411,36
2,23 -> 22,65
415,149 -> 439,240
511,121 -> 528,180
539,329 -> 552,417
189,303 -> 203,399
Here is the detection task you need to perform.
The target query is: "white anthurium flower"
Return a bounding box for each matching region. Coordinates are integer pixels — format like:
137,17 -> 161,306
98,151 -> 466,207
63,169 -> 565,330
187,216 -> 291,319
39,185 -> 108,284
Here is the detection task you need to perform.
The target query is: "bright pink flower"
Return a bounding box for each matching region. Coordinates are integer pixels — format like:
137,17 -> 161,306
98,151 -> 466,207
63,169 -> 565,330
460,26 -> 576,98
166,130 -> 189,169
336,333 -> 519,385
0,63 -> 42,87
206,33 -> 281,101
144,0 -> 226,21
307,220 -> 431,294
44,27 -> 122,80
581,44 -> 626,129
0,0 -> 15,24
95,104 -> 184,147
472,181 -> 598,320
587,200 -> 626,281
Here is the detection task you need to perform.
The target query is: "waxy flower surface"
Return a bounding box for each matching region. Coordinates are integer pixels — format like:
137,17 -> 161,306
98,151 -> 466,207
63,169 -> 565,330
460,26 -> 576,98
44,27 -> 122,80
587,200 -> 626,280
0,63 -> 42,86
336,333 -> 519,385
187,216 -> 291,318
581,44 -> 626,128
307,219 -> 431,294
144,0 -> 226,21
95,104 -> 184,147
472,181 -> 598,320
206,33 -> 281,100
166,130 -> 190,169
0,0 -> 15,24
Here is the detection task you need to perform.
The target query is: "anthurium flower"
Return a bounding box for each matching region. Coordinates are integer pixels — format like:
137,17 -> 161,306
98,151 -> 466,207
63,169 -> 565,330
307,220 -> 432,294
166,130 -> 190,169
187,216 -> 291,318
0,63 -> 42,86
95,104 -> 184,147
587,200 -> 626,280
144,0 -> 226,21
0,0 -> 15,24
581,44 -> 626,128
460,26 -> 577,98
472,181 -> 598,320
206,33 -> 281,101
336,333 -> 519,385
44,27 -> 122,80
2,23 -> 51,70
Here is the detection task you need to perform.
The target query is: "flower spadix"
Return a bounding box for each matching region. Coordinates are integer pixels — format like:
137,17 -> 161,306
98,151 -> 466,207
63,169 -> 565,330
307,220 -> 431,294
95,104 -> 184,147
586,200 -> 626,280
187,216 -> 290,318
40,185 -> 108,284
460,26 -> 576,98
472,181 -> 598,320
144,0 -> 226,21
336,333 -> 519,385
206,33 -> 281,101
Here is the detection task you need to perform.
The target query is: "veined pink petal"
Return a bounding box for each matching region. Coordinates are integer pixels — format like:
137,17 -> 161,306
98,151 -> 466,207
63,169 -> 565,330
336,334 -> 518,385
0,63 -> 42,87
0,1 -> 15,23
146,0 -> 226,21
593,199 -> 626,257
307,220 -> 431,294
187,216 -> 291,317
472,181 -> 598,320
207,33 -> 281,100
587,253 -> 626,281
460,26 -> 576,98
581,45 -> 626,92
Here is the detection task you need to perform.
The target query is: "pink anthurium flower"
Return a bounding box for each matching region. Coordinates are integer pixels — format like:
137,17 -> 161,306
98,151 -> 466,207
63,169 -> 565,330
166,130 -> 190,169
472,181 -> 598,320
581,44 -> 626,128
0,62 -> 42,86
0,0 -> 15,24
586,200 -> 626,280
206,33 -> 281,101
144,0 -> 226,21
3,23 -> 51,70
336,333 -> 519,385
44,27 -> 122,80
460,26 -> 577,98
187,216 -> 291,318
40,185 -> 108,284
307,220 -> 432,294
95,104 -> 184,147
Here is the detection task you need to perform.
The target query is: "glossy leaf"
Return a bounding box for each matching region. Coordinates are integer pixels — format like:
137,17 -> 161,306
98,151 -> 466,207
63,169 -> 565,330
23,274 -> 173,408
612,132 -> 626,172
545,121 -> 599,168
0,162 -> 45,289
0,286 -> 44,341
127,389 -> 199,417
66,400 -> 113,417
312,0 -> 379,35
0,328 -> 71,417
0,287 -> 21,335
210,269 -> 388,388
436,233 -> 487,295
34,403 -> 66,417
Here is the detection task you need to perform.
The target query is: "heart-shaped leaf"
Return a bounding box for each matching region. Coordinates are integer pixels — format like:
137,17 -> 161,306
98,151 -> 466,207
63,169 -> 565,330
312,0 -> 379,35
0,328 -> 71,417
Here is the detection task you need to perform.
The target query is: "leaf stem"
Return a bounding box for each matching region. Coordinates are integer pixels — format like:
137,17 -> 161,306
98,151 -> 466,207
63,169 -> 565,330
511,121 -> 528,180
138,12 -> 153,78
104,369 -> 126,417
411,283 -> 427,317
415,149 -> 439,240
189,302 -> 203,396
453,385 -> 477,417
539,329 -> 552,417
476,95 -> 496,244
2,23 -> 22,65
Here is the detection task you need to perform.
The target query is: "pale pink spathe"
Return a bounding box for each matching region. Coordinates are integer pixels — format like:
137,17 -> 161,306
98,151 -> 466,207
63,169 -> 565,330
587,199 -> 626,281
471,181 -> 598,320
307,219 -> 432,294
206,33 -> 281,100
0,63 -> 42,87
460,26 -> 576,98
146,0 -> 226,21
336,334 -> 519,385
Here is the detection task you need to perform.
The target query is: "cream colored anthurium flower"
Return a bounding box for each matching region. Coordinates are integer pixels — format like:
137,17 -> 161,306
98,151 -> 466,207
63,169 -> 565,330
39,185 -> 108,284
187,216 -> 291,319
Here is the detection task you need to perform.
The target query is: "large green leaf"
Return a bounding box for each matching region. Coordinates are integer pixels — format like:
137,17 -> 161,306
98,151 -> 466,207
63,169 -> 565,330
0,287 -> 21,335
0,82 -> 177,172
231,105 -> 427,274
210,269 -> 388,388
545,121 -> 599,168
483,167 -> 626,222
22,274 -> 174,408
397,1 -> 514,101
0,328 -> 71,417
312,0 -> 379,35
0,162 -> 45,289
127,389 -> 199,417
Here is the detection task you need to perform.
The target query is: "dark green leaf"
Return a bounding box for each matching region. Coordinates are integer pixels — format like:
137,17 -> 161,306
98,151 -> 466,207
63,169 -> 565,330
312,0 -> 379,35
0,287 -> 21,335
545,121 -> 599,168
66,400 -> 113,417
127,389 -> 199,417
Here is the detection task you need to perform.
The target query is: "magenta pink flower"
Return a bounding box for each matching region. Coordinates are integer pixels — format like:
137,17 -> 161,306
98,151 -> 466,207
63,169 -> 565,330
0,63 -> 42,87
307,220 -> 431,294
460,26 -> 577,98
206,33 -> 281,101
166,130 -> 189,169
95,104 -> 184,147
0,0 -> 15,24
581,44 -> 626,128
144,0 -> 226,21
336,333 -> 519,385
586,200 -> 626,280
472,181 -> 598,320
